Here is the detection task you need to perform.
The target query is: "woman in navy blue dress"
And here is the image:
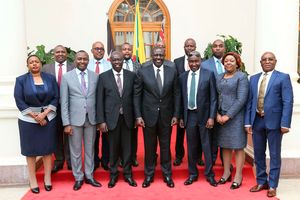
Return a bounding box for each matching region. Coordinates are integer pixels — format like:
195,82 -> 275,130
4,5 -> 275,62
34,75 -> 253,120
14,55 -> 58,194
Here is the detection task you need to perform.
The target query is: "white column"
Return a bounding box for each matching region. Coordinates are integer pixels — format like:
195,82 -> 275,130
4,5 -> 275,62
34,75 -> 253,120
253,0 -> 300,177
0,0 -> 28,185
254,0 -> 299,77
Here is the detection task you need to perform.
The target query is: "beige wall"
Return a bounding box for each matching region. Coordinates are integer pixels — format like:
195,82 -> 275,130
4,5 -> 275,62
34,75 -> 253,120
24,0 -> 256,72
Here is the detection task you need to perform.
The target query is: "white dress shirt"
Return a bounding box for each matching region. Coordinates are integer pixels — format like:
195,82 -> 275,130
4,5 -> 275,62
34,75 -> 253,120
112,68 -> 124,87
75,68 -> 89,89
55,61 -> 67,81
213,56 -> 225,73
184,55 -> 190,71
257,70 -> 274,97
123,59 -> 133,72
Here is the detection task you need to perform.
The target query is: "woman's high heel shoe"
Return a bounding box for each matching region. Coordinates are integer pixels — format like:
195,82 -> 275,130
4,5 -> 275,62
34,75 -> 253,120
30,187 -> 40,194
44,182 -> 52,191
217,174 -> 232,185
230,178 -> 243,190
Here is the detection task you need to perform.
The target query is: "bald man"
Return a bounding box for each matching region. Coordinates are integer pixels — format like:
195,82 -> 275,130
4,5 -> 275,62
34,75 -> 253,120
87,41 -> 112,171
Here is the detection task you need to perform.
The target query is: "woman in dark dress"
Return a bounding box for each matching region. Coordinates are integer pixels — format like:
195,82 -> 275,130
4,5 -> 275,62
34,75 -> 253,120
14,55 -> 58,194
216,52 -> 249,189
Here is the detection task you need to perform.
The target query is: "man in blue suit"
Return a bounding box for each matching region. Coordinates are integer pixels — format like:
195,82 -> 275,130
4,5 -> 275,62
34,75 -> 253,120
245,52 -> 293,198
201,39 -> 225,165
179,51 -> 218,187
87,41 -> 111,171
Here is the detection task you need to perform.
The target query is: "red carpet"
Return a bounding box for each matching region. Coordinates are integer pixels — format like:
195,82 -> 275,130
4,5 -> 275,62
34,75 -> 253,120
22,127 -> 277,200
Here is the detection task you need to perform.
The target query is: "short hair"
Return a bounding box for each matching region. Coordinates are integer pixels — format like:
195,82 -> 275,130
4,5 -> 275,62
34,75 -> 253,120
188,50 -> 201,58
26,55 -> 41,64
222,52 -> 242,69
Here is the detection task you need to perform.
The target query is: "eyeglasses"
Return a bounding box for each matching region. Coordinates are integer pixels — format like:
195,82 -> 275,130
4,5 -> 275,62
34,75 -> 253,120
93,47 -> 105,51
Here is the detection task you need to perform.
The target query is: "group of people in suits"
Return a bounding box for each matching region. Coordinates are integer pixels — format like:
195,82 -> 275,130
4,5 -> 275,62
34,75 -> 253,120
14,38 -> 293,198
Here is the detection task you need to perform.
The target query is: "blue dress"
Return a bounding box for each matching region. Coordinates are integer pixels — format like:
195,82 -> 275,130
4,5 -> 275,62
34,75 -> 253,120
14,72 -> 59,156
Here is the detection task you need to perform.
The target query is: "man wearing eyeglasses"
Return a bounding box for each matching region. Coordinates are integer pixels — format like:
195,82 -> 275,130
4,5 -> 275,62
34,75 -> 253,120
88,41 -> 112,172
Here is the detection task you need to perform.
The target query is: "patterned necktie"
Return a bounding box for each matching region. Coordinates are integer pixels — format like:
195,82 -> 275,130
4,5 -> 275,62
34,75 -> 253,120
257,73 -> 268,113
80,71 -> 87,95
188,72 -> 196,108
116,73 -> 122,96
156,68 -> 163,95
216,60 -> 223,74
95,61 -> 100,74
57,63 -> 63,87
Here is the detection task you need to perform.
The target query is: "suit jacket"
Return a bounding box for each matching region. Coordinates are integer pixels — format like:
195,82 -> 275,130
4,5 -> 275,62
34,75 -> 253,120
179,68 -> 217,126
87,58 -> 111,74
132,59 -> 141,73
14,72 -> 59,114
244,70 -> 293,129
201,57 -> 219,78
134,62 -> 180,127
96,69 -> 136,130
174,55 -> 186,75
42,61 -> 75,79
60,68 -> 99,126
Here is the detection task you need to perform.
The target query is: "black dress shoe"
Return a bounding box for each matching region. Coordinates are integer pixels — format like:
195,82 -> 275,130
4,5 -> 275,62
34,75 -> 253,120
173,158 -> 182,166
125,177 -> 137,187
30,187 -> 40,194
184,176 -> 198,185
85,178 -> 102,187
217,174 -> 232,185
197,159 -> 205,166
108,177 -> 118,188
67,165 -> 72,170
44,182 -> 52,191
101,162 -> 109,171
119,160 -> 123,168
132,159 -> 139,167
163,176 -> 175,188
206,177 -> 218,187
51,164 -> 63,173
73,180 -> 83,191
142,176 -> 153,188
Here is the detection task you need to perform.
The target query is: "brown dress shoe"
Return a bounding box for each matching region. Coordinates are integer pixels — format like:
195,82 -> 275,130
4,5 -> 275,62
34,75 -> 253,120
267,188 -> 277,197
250,184 -> 269,192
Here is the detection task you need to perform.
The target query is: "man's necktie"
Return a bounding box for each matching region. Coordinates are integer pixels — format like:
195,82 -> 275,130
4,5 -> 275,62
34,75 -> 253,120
80,71 -> 87,96
156,68 -> 163,95
57,63 -> 63,87
216,60 -> 223,74
125,60 -> 130,70
95,61 -> 100,74
257,73 -> 268,113
188,72 -> 196,108
116,73 -> 123,114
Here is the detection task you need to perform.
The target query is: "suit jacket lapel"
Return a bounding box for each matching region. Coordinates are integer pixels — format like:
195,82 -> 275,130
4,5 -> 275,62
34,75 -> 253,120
183,72 -> 188,107
109,70 -> 122,97
122,70 -> 128,97
179,56 -> 185,72
161,66 -> 169,96
265,70 -> 278,96
253,73 -> 261,100
148,66 -> 160,97
210,58 -> 218,76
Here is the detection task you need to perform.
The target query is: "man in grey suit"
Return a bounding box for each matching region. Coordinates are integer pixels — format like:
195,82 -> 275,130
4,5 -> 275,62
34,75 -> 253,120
201,39 -> 226,165
179,51 -> 218,187
121,42 -> 141,167
134,46 -> 180,188
42,45 -> 74,173
87,41 -> 111,171
97,51 -> 137,188
60,50 -> 101,191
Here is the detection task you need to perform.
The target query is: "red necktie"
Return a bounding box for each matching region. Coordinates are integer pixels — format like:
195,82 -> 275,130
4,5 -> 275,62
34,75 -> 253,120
57,63 -> 63,87
95,61 -> 100,74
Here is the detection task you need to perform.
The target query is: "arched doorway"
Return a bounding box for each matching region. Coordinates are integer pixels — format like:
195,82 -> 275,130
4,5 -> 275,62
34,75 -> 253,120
108,0 -> 171,60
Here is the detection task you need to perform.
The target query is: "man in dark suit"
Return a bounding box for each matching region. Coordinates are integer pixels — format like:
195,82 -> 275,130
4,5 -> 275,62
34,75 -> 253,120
121,42 -> 141,167
245,52 -> 293,198
173,38 -> 204,166
88,41 -> 111,171
179,51 -> 218,187
201,39 -> 225,165
42,45 -> 74,173
134,46 -> 180,188
97,51 -> 137,188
